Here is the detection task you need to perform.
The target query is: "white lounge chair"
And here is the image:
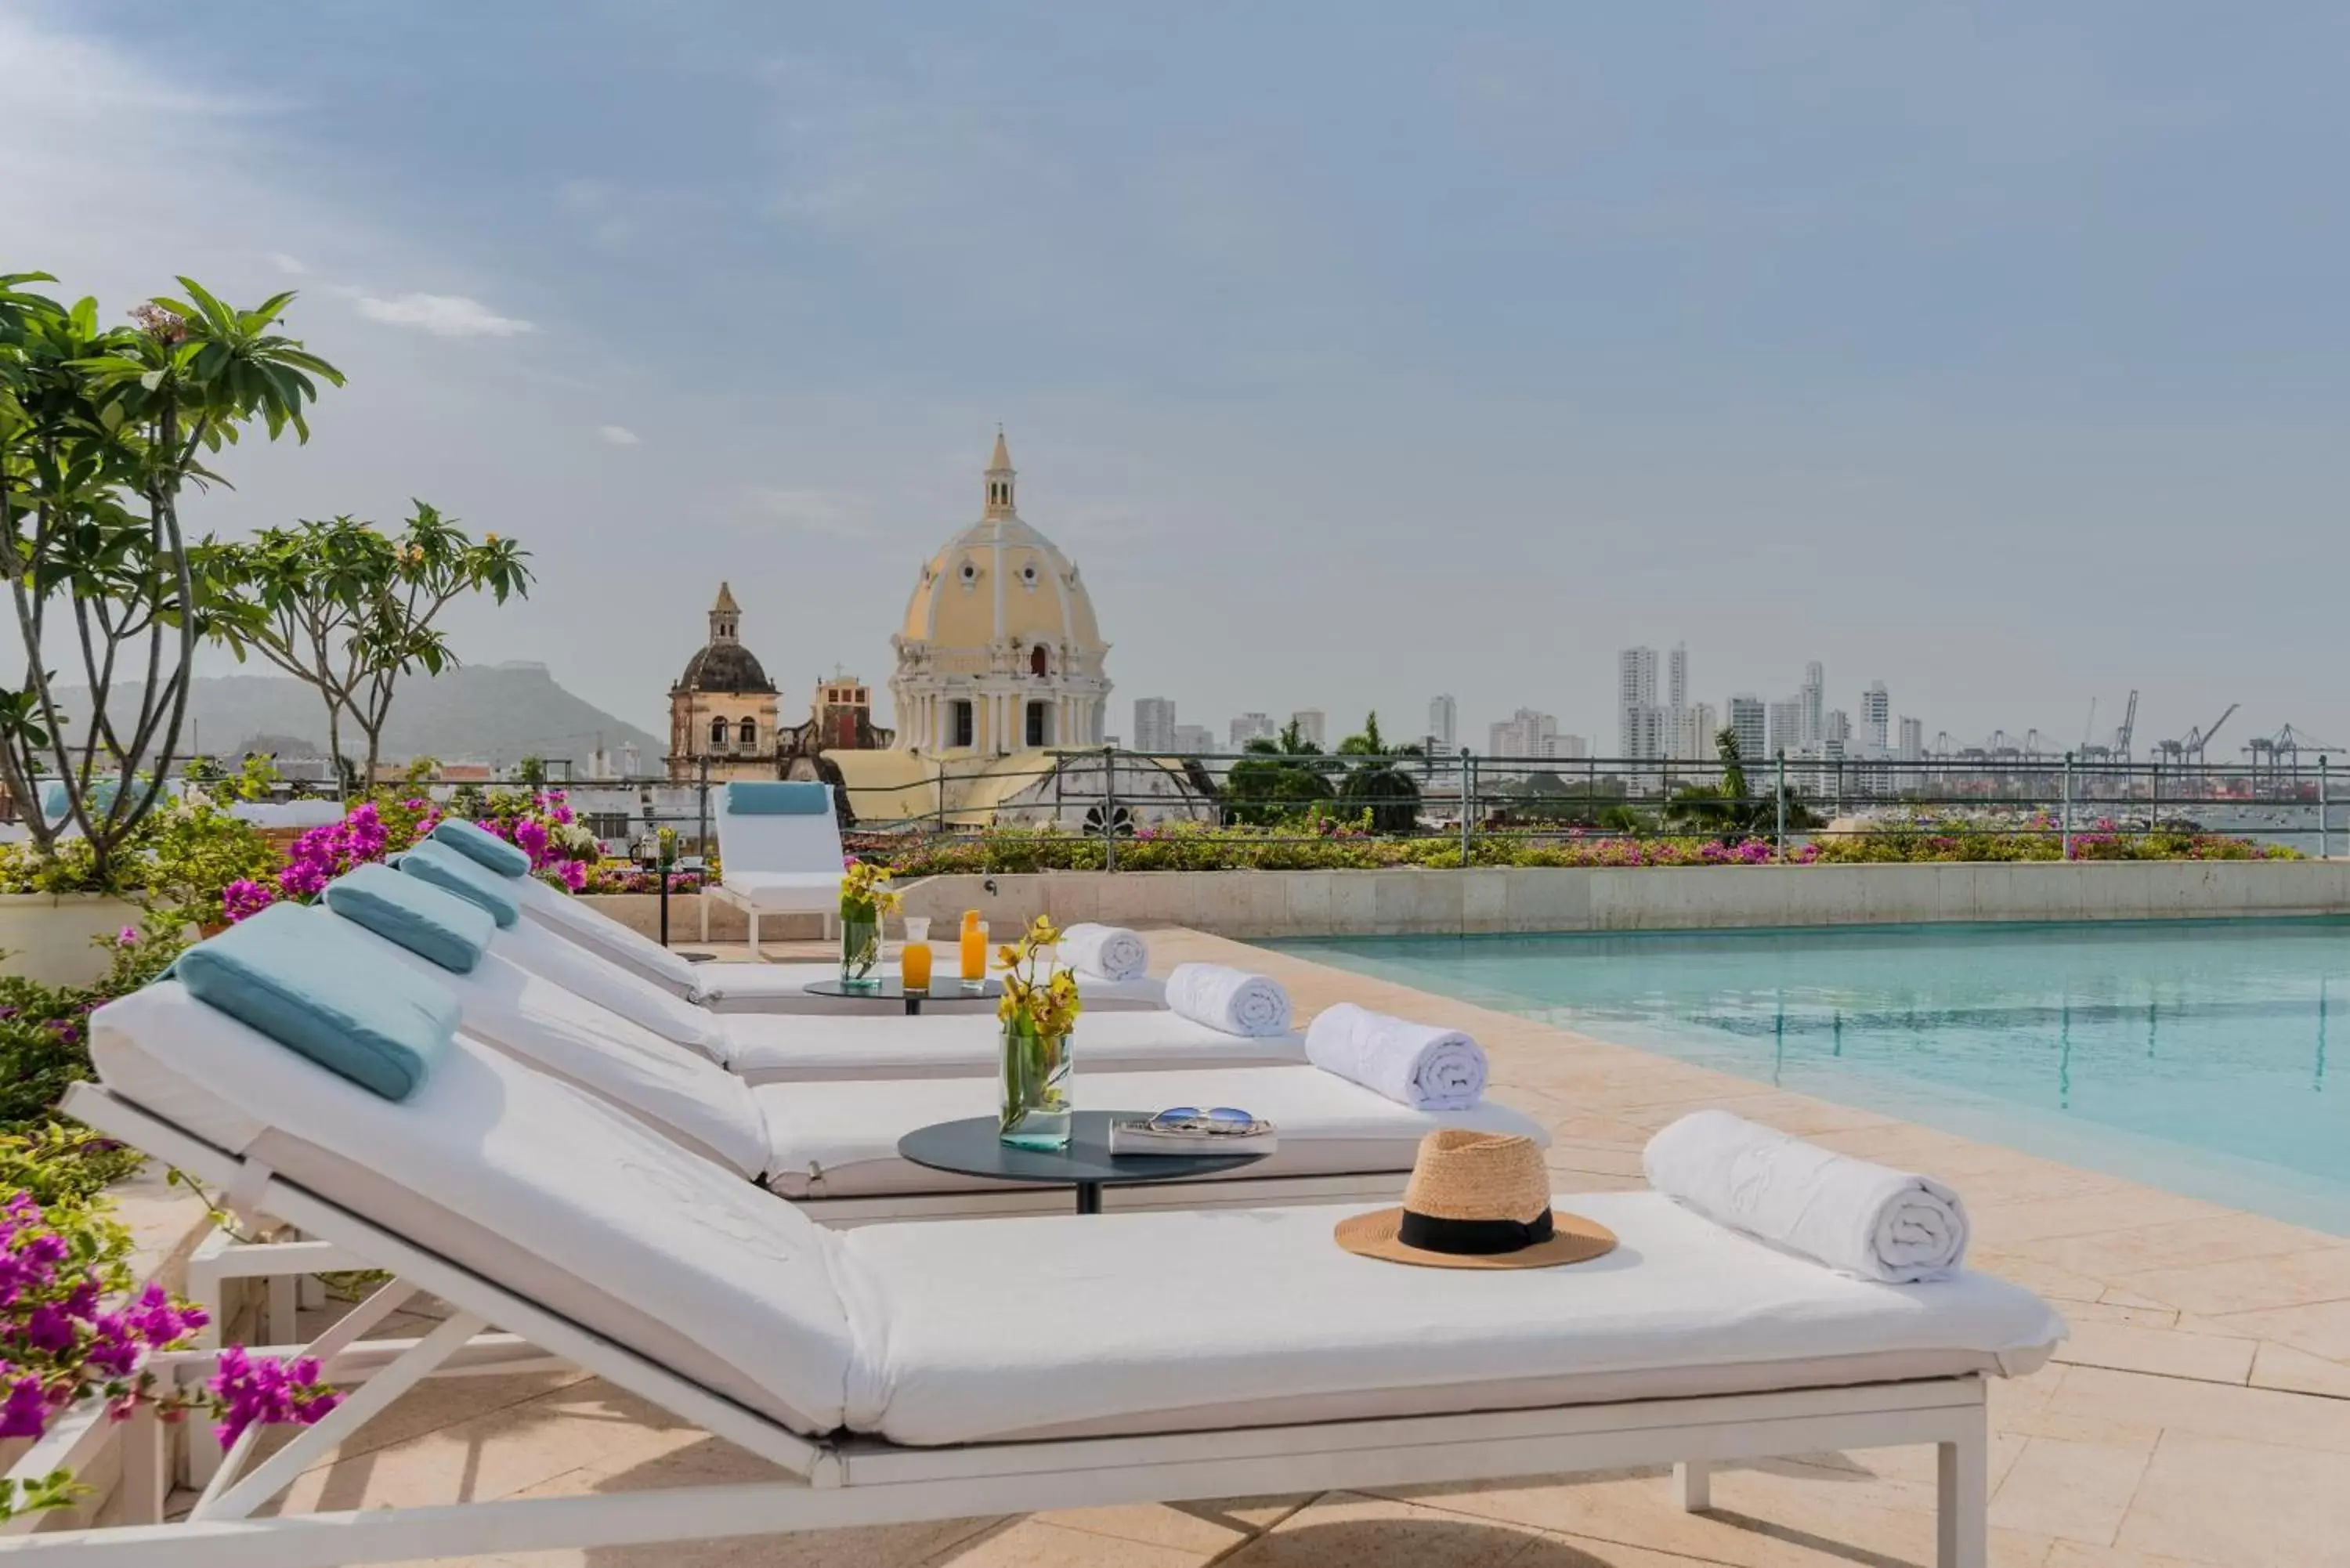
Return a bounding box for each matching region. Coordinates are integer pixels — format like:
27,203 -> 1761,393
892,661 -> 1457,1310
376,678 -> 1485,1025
700,779 -> 848,956
500,837 -> 1170,1013
33,977 -> 2062,1568
480,912 -> 1298,1081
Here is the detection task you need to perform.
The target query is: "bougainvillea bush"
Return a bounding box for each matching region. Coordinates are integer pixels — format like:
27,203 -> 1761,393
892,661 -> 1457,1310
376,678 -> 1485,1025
0,1173 -> 338,1521
222,789 -> 599,923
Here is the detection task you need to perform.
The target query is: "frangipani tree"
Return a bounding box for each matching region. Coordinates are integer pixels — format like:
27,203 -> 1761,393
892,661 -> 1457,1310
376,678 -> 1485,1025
237,504 -> 531,790
0,273 -> 342,880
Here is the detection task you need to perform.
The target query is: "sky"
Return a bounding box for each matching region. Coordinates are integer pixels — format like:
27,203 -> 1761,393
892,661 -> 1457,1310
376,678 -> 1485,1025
7,2 -> 2348,758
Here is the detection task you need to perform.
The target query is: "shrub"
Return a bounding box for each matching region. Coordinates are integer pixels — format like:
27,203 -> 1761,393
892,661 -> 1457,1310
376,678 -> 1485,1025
0,927 -> 183,1139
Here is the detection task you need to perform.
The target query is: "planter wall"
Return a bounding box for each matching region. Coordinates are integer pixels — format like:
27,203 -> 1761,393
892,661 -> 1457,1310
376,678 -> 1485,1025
895,861 -> 2350,940
570,893 -> 826,944
0,893 -> 147,987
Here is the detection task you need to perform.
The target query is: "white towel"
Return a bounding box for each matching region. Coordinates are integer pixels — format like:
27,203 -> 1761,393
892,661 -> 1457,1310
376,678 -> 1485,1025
1059,923 -> 1148,982
1303,1003 -> 1488,1110
1642,1110 -> 1971,1284
1162,963 -> 1292,1039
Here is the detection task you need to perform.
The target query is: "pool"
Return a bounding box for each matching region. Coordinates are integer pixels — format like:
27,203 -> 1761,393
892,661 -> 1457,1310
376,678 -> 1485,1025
1274,919 -> 2350,1235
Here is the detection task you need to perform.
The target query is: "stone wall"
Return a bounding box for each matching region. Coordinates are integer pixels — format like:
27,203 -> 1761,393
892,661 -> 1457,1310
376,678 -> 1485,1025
877,861 -> 2350,939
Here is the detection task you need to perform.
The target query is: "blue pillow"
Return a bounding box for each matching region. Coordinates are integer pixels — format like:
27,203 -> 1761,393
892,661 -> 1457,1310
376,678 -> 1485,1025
398,840 -> 522,927
430,818 -> 531,878
175,904 -> 457,1101
324,863 -> 496,974
727,781 -> 830,815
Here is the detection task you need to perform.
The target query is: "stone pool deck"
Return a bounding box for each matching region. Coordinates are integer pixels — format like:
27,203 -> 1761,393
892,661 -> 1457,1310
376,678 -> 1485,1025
208,928 -> 2350,1567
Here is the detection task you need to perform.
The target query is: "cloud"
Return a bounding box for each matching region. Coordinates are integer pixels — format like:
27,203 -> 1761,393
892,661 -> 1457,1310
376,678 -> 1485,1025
355,292 -> 535,338
265,251 -> 307,275
743,486 -> 876,537
598,425 -> 641,446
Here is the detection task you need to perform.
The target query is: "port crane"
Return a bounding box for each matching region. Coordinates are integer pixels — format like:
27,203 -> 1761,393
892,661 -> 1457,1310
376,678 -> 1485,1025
2151,703 -> 2238,782
2244,724 -> 2350,792
2077,690 -> 2139,764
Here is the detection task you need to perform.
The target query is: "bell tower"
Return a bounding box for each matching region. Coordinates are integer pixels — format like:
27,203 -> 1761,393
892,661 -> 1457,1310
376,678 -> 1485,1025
983,427 -> 1017,518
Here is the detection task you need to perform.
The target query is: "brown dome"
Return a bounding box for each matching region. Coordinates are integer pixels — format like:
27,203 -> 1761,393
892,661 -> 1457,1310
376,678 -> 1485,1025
674,641 -> 775,695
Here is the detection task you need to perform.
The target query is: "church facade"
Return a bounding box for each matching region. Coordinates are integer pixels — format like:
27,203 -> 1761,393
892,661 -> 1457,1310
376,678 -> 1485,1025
663,583 -> 782,782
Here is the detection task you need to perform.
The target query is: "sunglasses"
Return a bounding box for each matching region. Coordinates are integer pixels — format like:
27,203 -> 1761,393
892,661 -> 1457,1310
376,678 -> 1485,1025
1147,1106 -> 1260,1133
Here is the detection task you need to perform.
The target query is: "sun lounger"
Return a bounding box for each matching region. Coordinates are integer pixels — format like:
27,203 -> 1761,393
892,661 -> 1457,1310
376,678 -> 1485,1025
701,780 -> 848,956
500,849 -> 1170,1012
33,975 -> 2063,1568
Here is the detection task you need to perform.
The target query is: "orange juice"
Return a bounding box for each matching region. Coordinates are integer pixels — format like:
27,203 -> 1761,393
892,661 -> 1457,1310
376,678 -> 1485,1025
960,919 -> 989,985
900,941 -> 933,992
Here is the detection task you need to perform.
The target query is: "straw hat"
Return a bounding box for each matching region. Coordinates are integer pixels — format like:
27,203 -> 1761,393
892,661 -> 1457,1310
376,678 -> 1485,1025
1334,1129 -> 1617,1270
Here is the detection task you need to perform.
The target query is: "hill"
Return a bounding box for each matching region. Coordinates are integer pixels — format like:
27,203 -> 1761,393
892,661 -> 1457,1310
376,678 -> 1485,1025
55,663 -> 663,772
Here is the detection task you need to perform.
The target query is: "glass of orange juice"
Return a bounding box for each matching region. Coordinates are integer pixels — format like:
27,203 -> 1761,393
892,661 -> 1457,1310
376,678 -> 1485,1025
960,919 -> 989,990
900,917 -> 932,992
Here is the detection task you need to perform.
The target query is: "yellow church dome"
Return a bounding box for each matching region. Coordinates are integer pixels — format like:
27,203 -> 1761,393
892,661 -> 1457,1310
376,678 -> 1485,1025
898,432 -> 1101,652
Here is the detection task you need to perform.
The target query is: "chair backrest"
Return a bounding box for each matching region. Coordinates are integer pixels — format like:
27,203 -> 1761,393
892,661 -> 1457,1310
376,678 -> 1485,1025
505,868 -> 706,996
89,977 -> 862,1436
714,782 -> 843,876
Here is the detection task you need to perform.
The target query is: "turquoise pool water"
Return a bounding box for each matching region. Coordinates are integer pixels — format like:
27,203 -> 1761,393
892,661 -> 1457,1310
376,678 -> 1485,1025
1274,919 -> 2350,1235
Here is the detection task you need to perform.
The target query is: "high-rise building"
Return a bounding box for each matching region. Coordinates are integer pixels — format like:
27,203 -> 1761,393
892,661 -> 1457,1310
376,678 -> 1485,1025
1489,707 -> 1560,759
1553,733 -> 1591,761
1170,724 -> 1215,755
1672,703 -> 1719,761
1800,662 -> 1825,754
1618,646 -> 1659,757
1861,681 -> 1891,754
1896,716 -> 1925,761
1291,709 -> 1327,750
1727,695 -> 1767,764
1824,709 -> 1852,746
1427,694 -> 1457,753
1229,712 -> 1277,748
1668,644 -> 1688,714
1133,696 -> 1177,753
1766,697 -> 1805,761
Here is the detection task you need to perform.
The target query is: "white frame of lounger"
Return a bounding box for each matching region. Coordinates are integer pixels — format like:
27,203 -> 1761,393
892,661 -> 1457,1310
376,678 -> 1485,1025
9,1085 -> 1995,1568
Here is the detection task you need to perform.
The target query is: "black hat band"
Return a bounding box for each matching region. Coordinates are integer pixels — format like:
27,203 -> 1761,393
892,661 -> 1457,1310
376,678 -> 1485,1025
1395,1205 -> 1556,1255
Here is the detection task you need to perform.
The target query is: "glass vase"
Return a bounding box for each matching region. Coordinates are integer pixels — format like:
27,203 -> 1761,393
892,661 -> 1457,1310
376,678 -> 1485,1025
839,911 -> 881,990
999,1021 -> 1073,1149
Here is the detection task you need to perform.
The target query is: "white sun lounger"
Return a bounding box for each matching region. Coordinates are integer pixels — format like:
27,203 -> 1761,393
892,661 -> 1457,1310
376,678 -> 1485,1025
699,781 -> 847,956
26,982 -> 2062,1567
504,864 -> 1169,1013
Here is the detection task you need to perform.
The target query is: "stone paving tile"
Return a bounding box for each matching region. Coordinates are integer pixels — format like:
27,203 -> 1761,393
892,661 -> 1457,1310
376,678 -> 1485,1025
2113,1431 -> 2350,1566
2113,1246 -> 2350,1317
2005,1214 -> 2328,1279
2247,1339 -> 2350,1399
2197,1297 -> 2350,1364
2049,1320 -> 2256,1384
1987,1436 -> 2152,1546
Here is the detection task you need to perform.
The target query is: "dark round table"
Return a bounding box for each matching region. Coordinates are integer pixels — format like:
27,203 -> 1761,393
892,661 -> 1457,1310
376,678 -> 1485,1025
804,977 -> 1001,1016
898,1111 -> 1270,1214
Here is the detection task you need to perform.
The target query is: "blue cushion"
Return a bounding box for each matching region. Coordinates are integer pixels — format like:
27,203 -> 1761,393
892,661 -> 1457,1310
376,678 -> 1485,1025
175,904 -> 457,1101
324,863 -> 496,974
430,818 -> 531,878
727,781 -> 830,815
398,841 -> 522,927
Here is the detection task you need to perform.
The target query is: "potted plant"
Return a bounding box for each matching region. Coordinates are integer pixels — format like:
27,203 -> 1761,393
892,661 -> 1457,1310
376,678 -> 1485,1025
837,860 -> 898,991
997,916 -> 1083,1149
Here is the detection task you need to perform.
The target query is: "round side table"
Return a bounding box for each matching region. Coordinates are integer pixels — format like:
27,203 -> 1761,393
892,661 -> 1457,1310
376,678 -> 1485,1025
898,1111 -> 1268,1214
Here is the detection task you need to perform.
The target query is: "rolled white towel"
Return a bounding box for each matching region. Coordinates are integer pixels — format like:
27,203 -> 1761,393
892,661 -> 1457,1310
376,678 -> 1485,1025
1059,923 -> 1148,982
1162,963 -> 1292,1038
1643,1110 -> 1970,1284
1303,1003 -> 1488,1110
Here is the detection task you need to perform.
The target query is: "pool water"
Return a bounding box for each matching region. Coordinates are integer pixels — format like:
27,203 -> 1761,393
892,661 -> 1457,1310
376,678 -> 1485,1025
1274,919 -> 2350,1235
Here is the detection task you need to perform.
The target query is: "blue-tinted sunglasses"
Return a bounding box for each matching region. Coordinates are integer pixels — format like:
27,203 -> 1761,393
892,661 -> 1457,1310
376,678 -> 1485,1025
1148,1106 -> 1256,1131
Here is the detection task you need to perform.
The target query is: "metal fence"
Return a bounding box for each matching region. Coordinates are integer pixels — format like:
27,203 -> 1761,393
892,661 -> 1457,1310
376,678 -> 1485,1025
589,746 -> 2348,865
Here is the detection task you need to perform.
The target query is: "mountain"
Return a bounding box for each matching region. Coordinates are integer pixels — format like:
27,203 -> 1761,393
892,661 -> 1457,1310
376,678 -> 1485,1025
55,663 -> 663,771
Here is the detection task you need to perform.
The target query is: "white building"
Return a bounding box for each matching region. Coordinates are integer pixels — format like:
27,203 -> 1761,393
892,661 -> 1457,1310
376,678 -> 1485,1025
1766,697 -> 1805,761
1229,712 -> 1277,748
889,432 -> 1109,756
1727,695 -> 1767,763
1668,643 -> 1688,714
1427,693 -> 1457,752
1800,662 -> 1825,754
1290,709 -> 1327,750
1553,733 -> 1591,761
1618,646 -> 1660,758
1489,707 -> 1560,759
1897,716 -> 1925,761
1133,696 -> 1177,753
1170,724 -> 1216,755
1861,681 -> 1891,754
1672,703 -> 1718,761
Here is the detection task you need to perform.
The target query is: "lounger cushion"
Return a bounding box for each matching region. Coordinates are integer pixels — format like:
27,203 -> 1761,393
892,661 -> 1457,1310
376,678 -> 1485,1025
753,1064 -> 1545,1197
324,864 -> 497,974
723,1008 -> 1303,1084
837,1189 -> 2068,1446
726,781 -> 831,815
715,871 -> 842,912
399,841 -> 522,927
173,905 -> 457,1101
507,871 -> 706,999
696,963 -> 1166,1016
90,982 -> 870,1436
323,909 -> 771,1179
431,818 -> 532,878
494,915 -> 734,1064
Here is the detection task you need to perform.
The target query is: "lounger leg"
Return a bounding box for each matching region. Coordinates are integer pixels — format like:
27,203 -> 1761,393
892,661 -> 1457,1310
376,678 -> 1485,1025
1937,1422 -> 1988,1568
1676,1459 -> 1712,1512
749,909 -> 762,961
